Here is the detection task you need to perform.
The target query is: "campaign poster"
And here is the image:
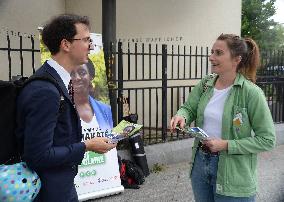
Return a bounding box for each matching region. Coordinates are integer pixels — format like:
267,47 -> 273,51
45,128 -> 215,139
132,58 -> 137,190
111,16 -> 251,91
39,32 -> 123,201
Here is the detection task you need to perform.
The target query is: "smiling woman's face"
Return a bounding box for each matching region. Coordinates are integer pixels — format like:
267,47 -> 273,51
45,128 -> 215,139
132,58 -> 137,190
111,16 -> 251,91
71,64 -> 91,95
209,40 -> 239,76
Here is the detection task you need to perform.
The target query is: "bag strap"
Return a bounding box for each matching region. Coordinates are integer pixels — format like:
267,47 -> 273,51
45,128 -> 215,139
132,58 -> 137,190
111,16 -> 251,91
25,73 -> 62,95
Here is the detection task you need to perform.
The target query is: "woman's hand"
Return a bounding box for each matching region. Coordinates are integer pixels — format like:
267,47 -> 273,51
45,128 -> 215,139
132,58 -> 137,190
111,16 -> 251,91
202,139 -> 228,152
170,115 -> 186,132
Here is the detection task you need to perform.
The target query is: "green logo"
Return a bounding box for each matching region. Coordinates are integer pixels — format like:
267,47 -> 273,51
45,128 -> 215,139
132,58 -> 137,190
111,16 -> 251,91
79,169 -> 96,178
80,152 -> 106,167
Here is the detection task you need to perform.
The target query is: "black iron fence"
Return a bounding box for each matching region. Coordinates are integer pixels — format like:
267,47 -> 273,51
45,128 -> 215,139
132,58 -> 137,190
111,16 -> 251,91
0,31 -> 39,80
107,42 -> 210,145
256,50 -> 284,123
1,32 -> 283,145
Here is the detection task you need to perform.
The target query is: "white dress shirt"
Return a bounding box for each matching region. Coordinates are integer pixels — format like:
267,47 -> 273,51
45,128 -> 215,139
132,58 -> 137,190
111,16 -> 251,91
47,58 -> 71,90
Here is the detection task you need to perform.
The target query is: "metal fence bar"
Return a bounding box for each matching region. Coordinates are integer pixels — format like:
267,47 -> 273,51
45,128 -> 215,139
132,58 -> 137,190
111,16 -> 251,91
117,42 -> 123,123
149,88 -> 152,139
135,43 -> 138,80
206,47 -> 209,75
162,44 -> 167,141
171,45 -> 174,79
149,44 -> 151,79
7,34 -> 12,81
155,44 -> 158,79
183,46 -> 186,78
142,43 -> 145,79
127,42 -> 130,80
142,89 -> 145,142
19,35 -> 24,76
108,42 -> 118,125
200,47 -> 203,78
135,89 -> 137,116
31,35 -> 36,74
189,46 -> 192,78
155,88 -> 158,138
195,46 -> 198,78
177,45 -> 180,79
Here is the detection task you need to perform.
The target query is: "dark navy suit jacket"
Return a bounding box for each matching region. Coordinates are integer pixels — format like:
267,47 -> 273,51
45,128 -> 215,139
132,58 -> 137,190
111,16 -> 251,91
16,62 -> 85,202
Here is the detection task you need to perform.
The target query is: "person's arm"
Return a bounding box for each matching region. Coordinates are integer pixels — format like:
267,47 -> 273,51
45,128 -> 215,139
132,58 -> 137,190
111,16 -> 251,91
21,81 -> 85,170
174,78 -> 206,126
228,86 -> 276,154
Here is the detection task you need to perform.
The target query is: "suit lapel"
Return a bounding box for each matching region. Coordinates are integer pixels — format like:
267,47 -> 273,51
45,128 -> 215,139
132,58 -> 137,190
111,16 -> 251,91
41,62 -> 82,140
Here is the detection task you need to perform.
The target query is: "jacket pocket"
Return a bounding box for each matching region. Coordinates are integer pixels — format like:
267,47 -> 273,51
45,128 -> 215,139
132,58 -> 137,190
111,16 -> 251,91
232,105 -> 251,139
226,154 -> 254,187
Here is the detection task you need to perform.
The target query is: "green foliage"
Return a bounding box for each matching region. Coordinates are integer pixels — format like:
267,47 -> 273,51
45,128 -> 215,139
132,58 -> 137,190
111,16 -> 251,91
274,24 -> 284,49
241,0 -> 284,49
39,34 -> 51,64
150,163 -> 165,173
89,50 -> 110,105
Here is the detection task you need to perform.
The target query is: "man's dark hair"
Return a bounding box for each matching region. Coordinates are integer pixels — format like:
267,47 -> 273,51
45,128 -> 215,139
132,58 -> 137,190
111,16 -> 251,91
42,14 -> 90,55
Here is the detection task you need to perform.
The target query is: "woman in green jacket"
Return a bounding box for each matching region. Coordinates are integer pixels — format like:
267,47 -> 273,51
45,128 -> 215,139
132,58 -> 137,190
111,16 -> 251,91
170,34 -> 276,202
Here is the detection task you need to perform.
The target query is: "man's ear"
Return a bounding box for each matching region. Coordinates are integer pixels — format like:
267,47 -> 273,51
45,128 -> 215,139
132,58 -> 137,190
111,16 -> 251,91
60,39 -> 71,52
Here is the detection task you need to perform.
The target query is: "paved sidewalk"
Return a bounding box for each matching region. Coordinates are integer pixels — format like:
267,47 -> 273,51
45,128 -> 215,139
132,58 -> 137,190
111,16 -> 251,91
91,145 -> 284,202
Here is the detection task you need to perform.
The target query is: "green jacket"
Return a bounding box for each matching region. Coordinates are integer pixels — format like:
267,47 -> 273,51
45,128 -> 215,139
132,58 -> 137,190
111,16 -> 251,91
176,73 -> 276,197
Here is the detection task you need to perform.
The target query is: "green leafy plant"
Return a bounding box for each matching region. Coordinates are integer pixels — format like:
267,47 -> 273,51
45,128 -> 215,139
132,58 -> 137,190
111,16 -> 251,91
89,50 -> 110,105
150,163 -> 165,173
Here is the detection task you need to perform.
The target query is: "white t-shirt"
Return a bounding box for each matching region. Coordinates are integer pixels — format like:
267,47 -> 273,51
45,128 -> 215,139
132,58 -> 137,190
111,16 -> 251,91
203,86 -> 232,139
80,115 -> 102,141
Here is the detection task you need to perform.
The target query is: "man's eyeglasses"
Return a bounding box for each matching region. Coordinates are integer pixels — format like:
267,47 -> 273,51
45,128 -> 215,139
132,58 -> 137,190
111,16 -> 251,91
70,37 -> 93,44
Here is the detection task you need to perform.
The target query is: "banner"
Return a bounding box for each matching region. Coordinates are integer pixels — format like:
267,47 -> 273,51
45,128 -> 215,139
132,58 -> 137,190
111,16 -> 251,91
39,32 -> 123,201
73,33 -> 123,201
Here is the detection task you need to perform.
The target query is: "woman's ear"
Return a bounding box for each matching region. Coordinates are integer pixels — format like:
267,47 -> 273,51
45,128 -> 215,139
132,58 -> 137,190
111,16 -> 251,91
89,81 -> 94,89
238,56 -> 242,63
89,81 -> 95,98
234,55 -> 242,67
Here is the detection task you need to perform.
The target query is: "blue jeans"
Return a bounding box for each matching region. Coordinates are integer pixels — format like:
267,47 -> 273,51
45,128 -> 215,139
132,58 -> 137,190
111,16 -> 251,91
191,149 -> 255,202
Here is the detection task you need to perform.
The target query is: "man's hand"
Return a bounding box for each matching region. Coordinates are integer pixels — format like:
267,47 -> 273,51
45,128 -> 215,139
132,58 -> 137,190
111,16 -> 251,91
170,115 -> 186,132
84,137 -> 117,153
202,139 -> 228,152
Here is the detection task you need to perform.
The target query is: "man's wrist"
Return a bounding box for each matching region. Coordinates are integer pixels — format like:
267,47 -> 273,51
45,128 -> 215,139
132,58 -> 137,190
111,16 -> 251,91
84,141 -> 89,152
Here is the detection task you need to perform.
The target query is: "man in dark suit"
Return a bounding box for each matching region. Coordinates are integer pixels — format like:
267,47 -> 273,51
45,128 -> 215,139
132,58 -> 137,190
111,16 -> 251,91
16,14 -> 117,202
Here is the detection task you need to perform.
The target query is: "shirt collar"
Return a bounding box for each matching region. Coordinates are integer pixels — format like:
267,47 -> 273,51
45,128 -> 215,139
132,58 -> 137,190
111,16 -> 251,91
47,58 -> 71,90
233,73 -> 245,87
206,73 -> 245,88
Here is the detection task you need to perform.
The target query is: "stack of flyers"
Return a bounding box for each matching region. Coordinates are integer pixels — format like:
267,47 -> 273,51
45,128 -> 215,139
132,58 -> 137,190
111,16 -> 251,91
176,126 -> 209,140
108,120 -> 143,143
108,134 -> 127,143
